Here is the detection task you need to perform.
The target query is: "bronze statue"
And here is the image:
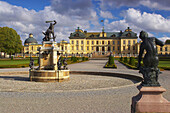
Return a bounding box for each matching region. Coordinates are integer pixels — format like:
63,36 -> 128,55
29,57 -> 34,70
43,20 -> 57,41
137,31 -> 164,86
57,57 -> 62,70
63,58 -> 68,70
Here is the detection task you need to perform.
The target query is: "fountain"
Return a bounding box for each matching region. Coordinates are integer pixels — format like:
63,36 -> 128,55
29,20 -> 69,82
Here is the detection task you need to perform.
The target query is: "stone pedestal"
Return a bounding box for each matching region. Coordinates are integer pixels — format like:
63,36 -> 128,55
38,41 -> 59,70
131,85 -> 170,113
29,70 -> 69,82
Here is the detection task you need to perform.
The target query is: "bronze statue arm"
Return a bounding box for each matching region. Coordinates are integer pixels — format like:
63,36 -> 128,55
155,38 -> 164,46
53,20 -> 57,25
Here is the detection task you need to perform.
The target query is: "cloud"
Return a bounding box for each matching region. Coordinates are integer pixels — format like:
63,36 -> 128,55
100,10 -> 115,19
51,0 -> 93,19
124,8 -> 170,33
99,0 -> 170,11
158,37 -> 170,42
0,1 -> 99,44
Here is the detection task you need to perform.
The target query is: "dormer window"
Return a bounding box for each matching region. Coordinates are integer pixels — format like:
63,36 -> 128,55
75,33 -> 79,37
90,34 -> 94,37
111,34 -> 116,37
126,33 -> 131,37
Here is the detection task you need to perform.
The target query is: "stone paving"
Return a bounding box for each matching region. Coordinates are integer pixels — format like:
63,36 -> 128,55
0,59 -> 170,113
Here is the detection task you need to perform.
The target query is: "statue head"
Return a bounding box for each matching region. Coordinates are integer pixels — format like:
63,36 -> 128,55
139,31 -> 148,40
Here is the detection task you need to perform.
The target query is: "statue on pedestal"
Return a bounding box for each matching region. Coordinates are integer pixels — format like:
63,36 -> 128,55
137,31 -> 164,86
43,20 -> 57,41
29,57 -> 34,70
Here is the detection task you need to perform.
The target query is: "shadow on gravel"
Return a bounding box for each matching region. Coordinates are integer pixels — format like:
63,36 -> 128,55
0,76 -> 29,81
70,71 -> 143,84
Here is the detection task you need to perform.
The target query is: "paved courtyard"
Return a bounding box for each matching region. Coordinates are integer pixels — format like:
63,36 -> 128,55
0,59 -> 170,113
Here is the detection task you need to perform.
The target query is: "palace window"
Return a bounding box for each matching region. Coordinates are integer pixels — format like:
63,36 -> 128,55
76,46 -> 79,50
113,46 -> 115,51
133,40 -> 135,45
81,41 -> 83,44
92,47 -> 93,50
102,41 -> 104,44
117,41 -> 120,45
160,47 -> 162,51
92,41 -> 94,45
76,41 -> 79,45
87,41 -> 89,44
32,46 -> 33,50
128,40 -> 131,45
113,41 -> 115,45
87,46 -> 89,50
123,46 -> 125,50
118,46 -> 120,50
128,45 -> 130,50
133,46 -> 135,50
81,46 -> 83,50
123,40 -> 126,44
96,41 -> 99,44
108,46 -> 111,51
72,41 -> 74,44
65,46 -> 67,50
108,41 -> 110,44
165,47 -> 168,51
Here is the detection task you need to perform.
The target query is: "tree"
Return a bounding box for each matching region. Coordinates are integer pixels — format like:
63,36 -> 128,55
165,40 -> 170,44
0,27 -> 23,57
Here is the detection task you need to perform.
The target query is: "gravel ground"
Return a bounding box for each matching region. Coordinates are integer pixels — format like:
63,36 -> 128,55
0,59 -> 170,113
0,73 -> 136,92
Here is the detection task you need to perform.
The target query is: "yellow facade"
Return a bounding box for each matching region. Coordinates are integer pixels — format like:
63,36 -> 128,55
57,40 -> 70,55
69,27 -> 138,56
23,30 -> 170,57
24,44 -> 42,55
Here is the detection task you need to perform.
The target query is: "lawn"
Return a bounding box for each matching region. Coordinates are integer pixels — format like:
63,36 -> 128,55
158,61 -> 170,67
0,58 -> 38,68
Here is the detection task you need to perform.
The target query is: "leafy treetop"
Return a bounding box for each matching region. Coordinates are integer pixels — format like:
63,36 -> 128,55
0,27 -> 23,55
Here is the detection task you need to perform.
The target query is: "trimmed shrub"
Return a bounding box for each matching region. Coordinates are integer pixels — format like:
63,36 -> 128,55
71,57 -> 77,62
120,57 -> 123,61
129,57 -> 135,66
82,57 -> 85,61
11,56 -> 13,60
108,56 -> 114,65
124,57 -> 128,63
85,57 -> 89,61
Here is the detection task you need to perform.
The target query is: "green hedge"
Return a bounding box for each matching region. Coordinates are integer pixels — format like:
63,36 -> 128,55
129,57 -> 135,66
120,57 -> 124,61
71,57 -> 78,62
119,60 -> 137,69
124,57 -> 128,63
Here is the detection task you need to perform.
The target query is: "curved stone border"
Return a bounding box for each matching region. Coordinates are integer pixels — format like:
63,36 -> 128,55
0,71 -> 143,92
70,71 -> 143,82
0,71 -> 143,82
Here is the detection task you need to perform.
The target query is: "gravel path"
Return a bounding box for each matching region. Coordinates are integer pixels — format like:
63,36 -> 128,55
0,59 -> 170,113
0,73 -> 135,92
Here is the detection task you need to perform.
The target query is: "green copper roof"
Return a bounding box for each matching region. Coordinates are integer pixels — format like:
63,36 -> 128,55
69,27 -> 137,39
24,36 -> 38,44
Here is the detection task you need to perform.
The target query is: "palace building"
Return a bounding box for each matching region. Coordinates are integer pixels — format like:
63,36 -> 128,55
69,27 -> 138,56
23,28 -> 170,57
23,33 -> 42,55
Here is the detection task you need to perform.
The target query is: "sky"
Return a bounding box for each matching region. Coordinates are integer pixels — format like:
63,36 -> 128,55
1,0 -> 170,44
